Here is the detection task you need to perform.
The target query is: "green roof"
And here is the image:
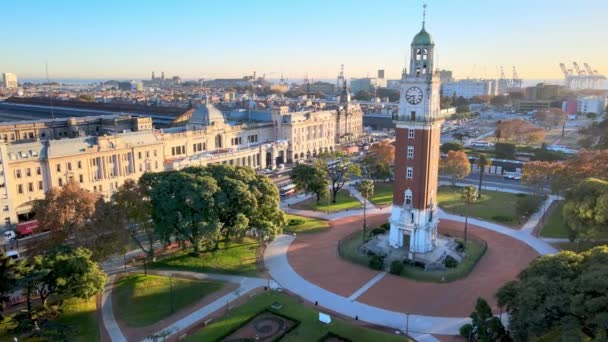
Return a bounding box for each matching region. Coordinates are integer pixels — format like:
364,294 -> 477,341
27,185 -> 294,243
412,28 -> 433,45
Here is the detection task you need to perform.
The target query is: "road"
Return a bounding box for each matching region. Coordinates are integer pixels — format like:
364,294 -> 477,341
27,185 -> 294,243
439,173 -> 542,193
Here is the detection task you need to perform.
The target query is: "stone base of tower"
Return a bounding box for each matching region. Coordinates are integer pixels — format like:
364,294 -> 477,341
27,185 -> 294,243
389,205 -> 438,253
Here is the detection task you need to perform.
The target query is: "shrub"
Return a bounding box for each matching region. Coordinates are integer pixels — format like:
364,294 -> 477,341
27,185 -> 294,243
492,215 -> 512,222
371,227 -> 386,236
389,260 -> 404,275
379,222 -> 390,231
459,323 -> 473,338
455,240 -> 465,253
515,193 -> 527,197
516,196 -> 540,217
369,255 -> 384,270
444,255 -> 458,268
288,218 -> 305,226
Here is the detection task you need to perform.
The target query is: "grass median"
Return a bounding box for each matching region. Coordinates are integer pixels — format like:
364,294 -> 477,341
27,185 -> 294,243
291,189 -> 362,213
113,274 -> 223,327
284,214 -> 330,234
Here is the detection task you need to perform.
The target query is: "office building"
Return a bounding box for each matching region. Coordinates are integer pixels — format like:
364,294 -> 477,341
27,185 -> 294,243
441,79 -> 497,98
2,73 -> 18,89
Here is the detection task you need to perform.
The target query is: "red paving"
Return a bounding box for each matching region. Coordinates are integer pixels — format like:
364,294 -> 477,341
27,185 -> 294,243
287,213 -> 538,317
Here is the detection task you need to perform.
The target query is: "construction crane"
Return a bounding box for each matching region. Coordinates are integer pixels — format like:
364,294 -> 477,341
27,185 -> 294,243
559,62 -> 606,89
500,66 -> 506,80
560,63 -> 574,89
511,66 -> 522,88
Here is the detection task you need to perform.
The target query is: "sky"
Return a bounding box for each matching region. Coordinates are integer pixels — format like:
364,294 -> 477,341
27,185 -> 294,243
1,0 -> 607,81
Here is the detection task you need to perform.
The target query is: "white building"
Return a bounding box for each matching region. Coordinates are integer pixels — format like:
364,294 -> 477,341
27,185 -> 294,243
441,79 -> 497,98
2,73 -> 18,89
577,96 -> 606,114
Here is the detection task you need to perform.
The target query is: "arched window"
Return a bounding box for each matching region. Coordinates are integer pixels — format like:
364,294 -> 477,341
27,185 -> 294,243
215,134 -> 222,149
415,48 -> 422,61
422,48 -> 428,60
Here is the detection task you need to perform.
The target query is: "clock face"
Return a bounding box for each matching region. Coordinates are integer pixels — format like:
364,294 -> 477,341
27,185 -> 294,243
405,87 -> 423,105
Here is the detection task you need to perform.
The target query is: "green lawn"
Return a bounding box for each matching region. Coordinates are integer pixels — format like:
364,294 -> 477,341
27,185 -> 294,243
541,201 -> 608,239
540,201 -> 569,238
284,214 -> 330,234
113,274 -> 222,327
438,186 -> 543,227
152,238 -> 259,276
185,292 -> 408,342
293,189 -> 362,213
368,182 -> 394,206
0,297 -> 100,342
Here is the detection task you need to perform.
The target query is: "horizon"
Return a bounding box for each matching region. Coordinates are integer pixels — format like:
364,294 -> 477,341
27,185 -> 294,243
1,0 -> 607,82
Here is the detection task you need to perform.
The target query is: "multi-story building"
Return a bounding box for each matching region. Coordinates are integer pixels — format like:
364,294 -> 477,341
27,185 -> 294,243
350,78 -> 377,94
307,81 -> 336,95
441,79 -> 497,98
2,73 -> 18,89
0,99 -> 363,228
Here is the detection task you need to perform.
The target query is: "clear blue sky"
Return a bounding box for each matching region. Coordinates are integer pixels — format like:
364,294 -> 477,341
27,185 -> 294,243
2,0 -> 606,81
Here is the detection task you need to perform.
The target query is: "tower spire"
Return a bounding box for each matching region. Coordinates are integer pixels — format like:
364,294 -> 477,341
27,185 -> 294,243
422,3 -> 427,29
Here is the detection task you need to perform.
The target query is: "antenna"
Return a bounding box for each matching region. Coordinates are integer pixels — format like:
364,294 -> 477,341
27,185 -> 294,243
45,61 -> 55,119
422,3 -> 427,28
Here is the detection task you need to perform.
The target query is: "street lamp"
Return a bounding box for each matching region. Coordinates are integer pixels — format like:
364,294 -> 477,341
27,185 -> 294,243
405,313 -> 410,339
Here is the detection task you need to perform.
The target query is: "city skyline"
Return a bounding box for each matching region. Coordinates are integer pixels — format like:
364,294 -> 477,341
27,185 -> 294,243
2,0 -> 607,81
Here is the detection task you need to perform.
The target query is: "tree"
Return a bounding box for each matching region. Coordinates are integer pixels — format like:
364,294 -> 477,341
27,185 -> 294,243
496,119 -> 545,145
354,90 -> 372,101
560,150 -> 608,188
147,170 -> 222,254
440,150 -> 471,185
496,246 -> 608,340
440,141 -> 464,154
368,140 -> 395,165
33,181 -> 128,260
0,250 -> 17,319
460,298 -> 508,342
490,95 -> 509,108
356,180 -> 375,237
316,152 -> 361,203
522,161 -> 566,195
456,104 -> 470,114
290,164 -> 327,203
111,179 -> 157,261
475,153 -> 492,197
362,140 -> 395,182
534,108 -> 567,132
494,142 -> 516,159
578,118 -> 608,150
562,178 -> 608,242
460,185 -> 478,245
146,165 -> 286,253
17,247 -> 107,316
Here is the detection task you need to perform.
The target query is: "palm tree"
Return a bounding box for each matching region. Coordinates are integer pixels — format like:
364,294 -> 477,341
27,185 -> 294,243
461,185 -> 478,246
475,153 -> 492,198
356,179 -> 375,238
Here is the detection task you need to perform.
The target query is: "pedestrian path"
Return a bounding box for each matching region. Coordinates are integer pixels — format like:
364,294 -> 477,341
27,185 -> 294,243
520,195 -> 561,235
101,275 -> 127,342
347,271 -> 387,301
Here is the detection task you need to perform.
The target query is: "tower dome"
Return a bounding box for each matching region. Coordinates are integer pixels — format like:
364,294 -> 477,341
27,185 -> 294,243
412,28 -> 433,46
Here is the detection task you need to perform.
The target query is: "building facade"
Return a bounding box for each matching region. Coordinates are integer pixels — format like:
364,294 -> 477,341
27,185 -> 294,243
389,21 -> 446,253
0,100 -> 363,228
2,73 -> 18,89
441,79 -> 496,99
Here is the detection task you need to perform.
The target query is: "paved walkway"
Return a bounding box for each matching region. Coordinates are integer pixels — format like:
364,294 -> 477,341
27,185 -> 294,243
265,235 -> 446,342
101,275 -> 126,342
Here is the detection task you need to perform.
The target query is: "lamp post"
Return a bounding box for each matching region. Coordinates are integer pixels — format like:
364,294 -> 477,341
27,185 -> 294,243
405,313 -> 410,339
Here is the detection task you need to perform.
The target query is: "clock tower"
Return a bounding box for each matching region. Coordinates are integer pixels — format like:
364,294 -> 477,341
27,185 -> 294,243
389,7 -> 445,253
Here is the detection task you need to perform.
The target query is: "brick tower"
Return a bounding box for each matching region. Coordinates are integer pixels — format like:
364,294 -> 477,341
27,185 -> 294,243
389,8 -> 445,253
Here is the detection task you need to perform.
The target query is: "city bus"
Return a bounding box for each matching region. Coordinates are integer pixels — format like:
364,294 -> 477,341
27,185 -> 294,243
279,184 -> 297,197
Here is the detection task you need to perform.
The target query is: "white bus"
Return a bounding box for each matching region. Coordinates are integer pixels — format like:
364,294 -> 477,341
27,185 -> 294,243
280,184 -> 297,197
